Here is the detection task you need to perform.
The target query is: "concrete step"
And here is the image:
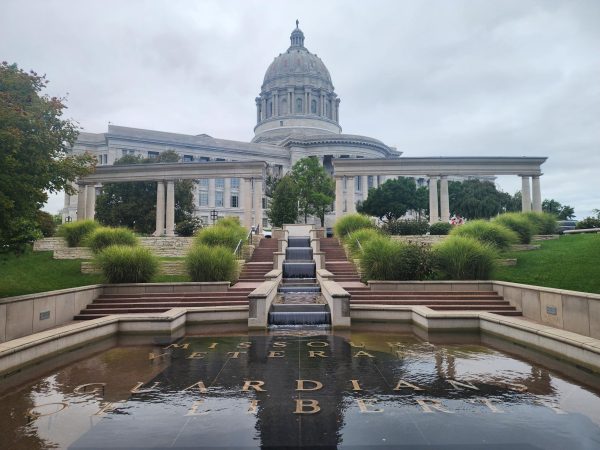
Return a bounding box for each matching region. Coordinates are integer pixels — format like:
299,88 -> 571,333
88,301 -> 248,308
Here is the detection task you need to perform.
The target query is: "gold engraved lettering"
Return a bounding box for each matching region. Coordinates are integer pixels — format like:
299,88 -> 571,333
350,342 -> 365,348
447,379 -> 479,391
393,379 -> 425,391
247,400 -> 259,414
186,400 -> 209,416
163,343 -> 190,350
357,399 -> 383,413
353,350 -> 375,358
186,352 -> 208,359
183,380 -> 208,394
149,352 -> 170,361
237,342 -> 252,349
296,380 -> 323,391
242,380 -> 266,392
207,342 -> 218,349
307,341 -> 329,348
294,399 -> 321,414
309,351 -> 327,358
94,402 -> 123,416
73,383 -> 106,395
268,351 -> 285,358
273,342 -> 287,348
416,399 -> 454,413
130,381 -> 160,394
227,351 -> 246,359
26,402 -> 69,419
350,379 -> 363,391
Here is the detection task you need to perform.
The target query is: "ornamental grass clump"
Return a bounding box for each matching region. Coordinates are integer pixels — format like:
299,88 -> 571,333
346,228 -> 381,259
450,220 -> 518,251
195,224 -> 246,251
58,220 -> 99,247
334,214 -> 374,238
429,222 -> 453,236
85,227 -> 138,253
383,219 -> 430,236
360,237 -> 432,281
433,236 -> 498,280
95,245 -> 158,283
522,212 -> 558,235
493,213 -> 535,244
185,244 -> 238,282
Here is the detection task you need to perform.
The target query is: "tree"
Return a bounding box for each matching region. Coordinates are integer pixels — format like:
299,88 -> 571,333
357,177 -> 423,222
95,151 -> 195,234
267,175 -> 298,227
289,157 -> 335,225
448,179 -> 513,219
0,62 -> 95,252
543,199 -> 575,220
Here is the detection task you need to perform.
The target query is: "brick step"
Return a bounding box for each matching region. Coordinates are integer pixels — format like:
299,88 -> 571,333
99,292 -> 250,299
349,293 -> 503,299
349,300 -> 511,306
91,296 -> 249,304
346,290 -> 500,295
87,301 -> 248,309
429,305 -> 517,311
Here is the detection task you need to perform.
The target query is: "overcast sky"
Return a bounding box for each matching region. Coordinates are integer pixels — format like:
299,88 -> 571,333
2,0 -> 599,218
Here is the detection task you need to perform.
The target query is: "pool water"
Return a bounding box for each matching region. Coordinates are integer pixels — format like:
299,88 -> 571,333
1,326 -> 600,449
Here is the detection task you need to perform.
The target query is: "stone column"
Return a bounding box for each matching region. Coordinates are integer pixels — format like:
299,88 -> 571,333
208,178 -> 216,208
242,178 -> 253,229
347,176 -> 356,214
85,184 -> 96,220
253,178 -> 263,229
321,93 -> 325,116
273,92 -> 278,116
429,176 -> 439,224
154,181 -> 165,236
261,98 -> 266,120
76,183 -> 86,221
307,91 -> 311,113
521,176 -> 532,212
362,175 -> 369,200
532,176 -> 542,212
335,176 -> 344,220
305,91 -> 309,113
440,176 -> 450,223
224,178 -> 231,208
165,180 -> 175,236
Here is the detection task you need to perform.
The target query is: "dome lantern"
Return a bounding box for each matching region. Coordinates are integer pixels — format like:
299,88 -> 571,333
290,20 -> 305,48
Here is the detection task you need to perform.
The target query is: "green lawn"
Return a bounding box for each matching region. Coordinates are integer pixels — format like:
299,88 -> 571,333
0,251 -> 189,298
495,234 -> 600,294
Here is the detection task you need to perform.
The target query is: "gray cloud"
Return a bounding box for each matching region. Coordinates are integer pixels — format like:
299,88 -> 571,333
2,0 -> 598,218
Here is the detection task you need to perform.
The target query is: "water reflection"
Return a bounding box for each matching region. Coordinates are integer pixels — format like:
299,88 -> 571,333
1,326 -> 599,449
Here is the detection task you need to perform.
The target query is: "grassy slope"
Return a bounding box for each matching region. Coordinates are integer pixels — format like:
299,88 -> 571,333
0,251 -> 189,298
495,234 -> 600,294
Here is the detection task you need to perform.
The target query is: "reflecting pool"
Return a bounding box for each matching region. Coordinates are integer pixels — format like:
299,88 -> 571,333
2,325 -> 600,449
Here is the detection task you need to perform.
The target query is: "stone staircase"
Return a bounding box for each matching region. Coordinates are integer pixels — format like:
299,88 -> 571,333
320,238 -> 362,282
237,238 -> 278,282
74,287 -> 253,320
345,286 -> 521,316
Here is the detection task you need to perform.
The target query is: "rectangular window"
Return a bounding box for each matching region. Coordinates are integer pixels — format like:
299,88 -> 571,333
262,197 -> 267,209
199,191 -> 208,206
199,178 -> 209,187
355,177 -> 361,191
148,151 -> 159,159
368,176 -> 374,189
199,156 -> 210,162
121,149 -> 135,157
98,154 -> 108,165
216,158 -> 225,162
231,194 -> 239,208
215,178 -> 225,189
201,216 -> 208,225
262,218 -> 269,228
230,177 -> 240,189
183,155 -> 193,162
215,191 -> 224,207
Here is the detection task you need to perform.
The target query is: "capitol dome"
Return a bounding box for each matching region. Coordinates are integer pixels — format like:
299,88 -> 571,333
253,21 -> 341,143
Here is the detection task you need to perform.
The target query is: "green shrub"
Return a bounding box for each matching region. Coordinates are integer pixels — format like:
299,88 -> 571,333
360,237 -> 432,281
334,214 -> 374,238
85,227 -> 138,253
576,217 -> 600,229
58,220 -> 99,247
95,245 -> 158,283
493,213 -> 535,244
522,212 -> 558,234
195,224 -> 246,250
175,217 -> 203,237
216,216 -> 242,228
429,222 -> 453,236
346,228 -> 381,258
433,236 -> 497,280
450,220 -> 518,250
185,244 -> 238,282
383,219 -> 430,236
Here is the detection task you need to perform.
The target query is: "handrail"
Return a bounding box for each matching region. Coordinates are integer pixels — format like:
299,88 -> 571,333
234,239 -> 244,259
346,232 -> 364,253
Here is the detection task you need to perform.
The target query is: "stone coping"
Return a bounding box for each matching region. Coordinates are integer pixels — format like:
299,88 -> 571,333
0,284 -> 104,305
493,280 -> 600,300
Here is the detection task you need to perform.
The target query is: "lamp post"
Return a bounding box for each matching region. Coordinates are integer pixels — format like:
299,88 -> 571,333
210,209 -> 218,225
65,216 -> 72,223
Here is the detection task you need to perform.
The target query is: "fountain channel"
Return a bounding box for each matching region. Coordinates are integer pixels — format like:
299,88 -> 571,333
270,236 -> 330,326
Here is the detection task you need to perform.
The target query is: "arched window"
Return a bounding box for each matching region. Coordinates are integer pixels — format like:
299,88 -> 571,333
281,98 -> 287,115
296,98 -> 303,113
311,99 -> 317,114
